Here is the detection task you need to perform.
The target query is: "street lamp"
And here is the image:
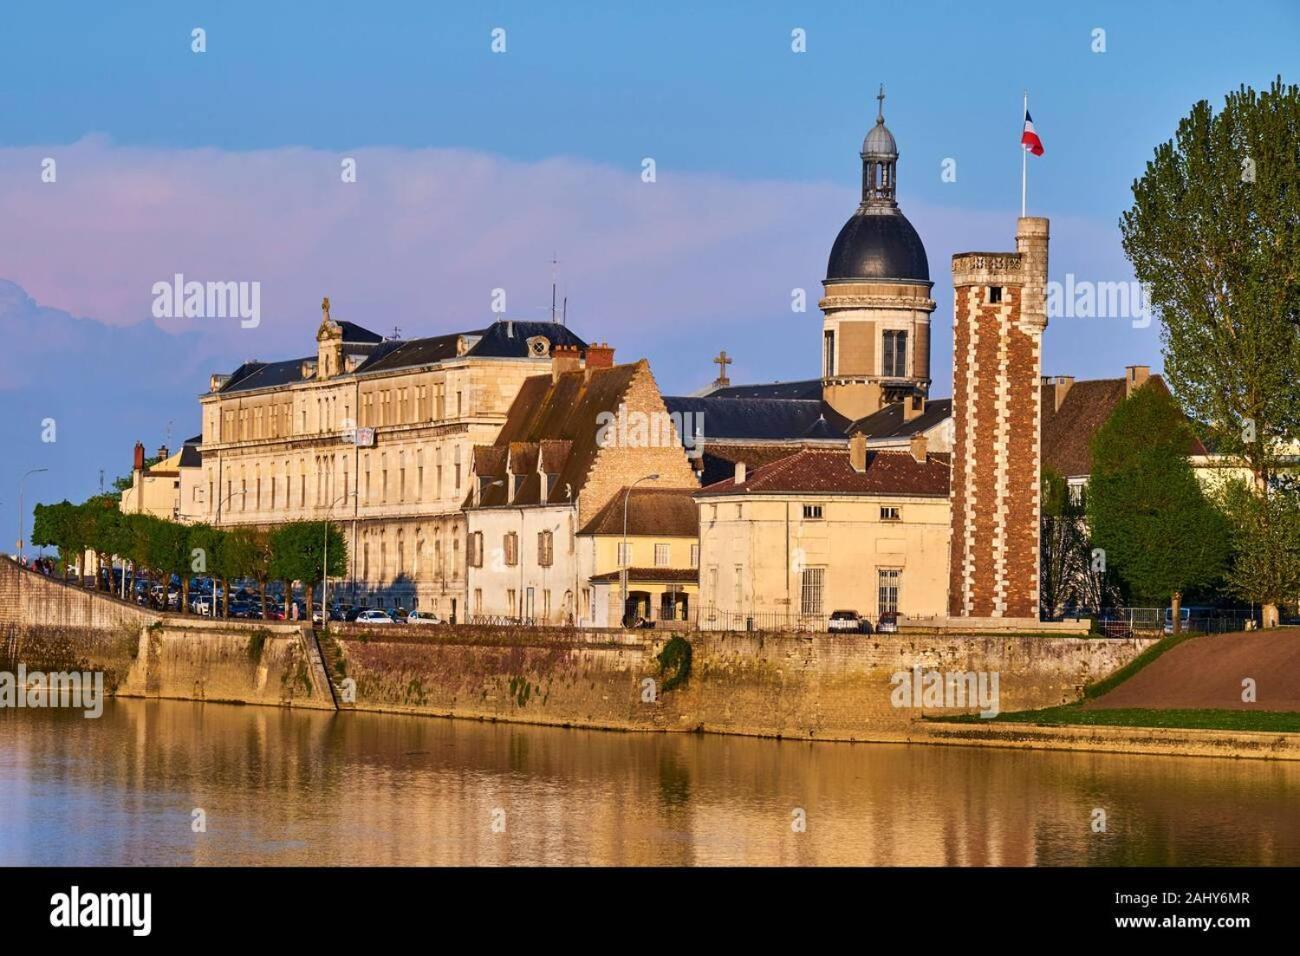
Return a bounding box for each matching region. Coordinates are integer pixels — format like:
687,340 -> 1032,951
206,489 -> 246,616
17,468 -> 49,563
621,473 -> 659,626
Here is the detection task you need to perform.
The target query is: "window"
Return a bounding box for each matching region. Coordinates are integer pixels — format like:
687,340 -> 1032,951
800,567 -> 824,616
617,542 -> 631,567
537,530 -> 554,567
988,286 -> 1003,304
690,544 -> 699,568
823,329 -> 836,378
654,544 -> 670,567
708,567 -> 718,606
733,565 -> 743,609
543,590 -> 551,619
504,532 -> 518,566
507,589 -> 516,613
878,568 -> 901,614
880,505 -> 901,521
469,531 -> 483,568
454,446 -> 462,490
882,330 -> 907,378
803,504 -> 823,520
474,589 -> 483,614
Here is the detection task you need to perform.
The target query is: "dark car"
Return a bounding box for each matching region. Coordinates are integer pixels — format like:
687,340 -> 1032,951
828,610 -> 871,634
876,611 -> 899,634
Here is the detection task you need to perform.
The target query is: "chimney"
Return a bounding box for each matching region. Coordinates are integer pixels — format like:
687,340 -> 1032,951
734,461 -> 746,485
209,373 -> 230,393
156,445 -> 169,462
551,343 -> 581,383
585,342 -> 615,369
849,432 -> 868,473
1125,365 -> 1150,397
1053,375 -> 1075,411
902,393 -> 926,423
133,441 -> 145,471
910,432 -> 928,464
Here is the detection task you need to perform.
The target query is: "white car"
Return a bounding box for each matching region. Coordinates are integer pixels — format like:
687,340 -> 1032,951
355,609 -> 394,625
405,610 -> 443,625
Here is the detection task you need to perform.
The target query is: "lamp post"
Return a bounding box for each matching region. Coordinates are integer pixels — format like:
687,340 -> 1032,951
17,468 -> 49,564
322,491 -> 357,629
621,473 -> 659,626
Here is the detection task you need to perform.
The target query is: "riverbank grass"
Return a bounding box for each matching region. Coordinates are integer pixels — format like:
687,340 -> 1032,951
937,705 -> 1300,733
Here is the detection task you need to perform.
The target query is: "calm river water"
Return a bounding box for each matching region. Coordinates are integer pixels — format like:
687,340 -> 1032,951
1,699 -> 1296,866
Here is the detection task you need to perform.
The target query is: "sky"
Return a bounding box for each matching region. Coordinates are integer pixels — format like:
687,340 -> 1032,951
0,0 -> 1296,552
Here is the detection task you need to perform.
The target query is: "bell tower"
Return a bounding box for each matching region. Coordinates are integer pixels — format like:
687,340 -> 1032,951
820,86 -> 935,423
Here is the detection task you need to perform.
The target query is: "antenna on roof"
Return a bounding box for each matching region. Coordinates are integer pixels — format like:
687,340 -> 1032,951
389,325 -> 402,340
550,252 -> 559,323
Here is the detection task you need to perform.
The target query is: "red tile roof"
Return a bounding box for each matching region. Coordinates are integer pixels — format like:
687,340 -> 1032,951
697,447 -> 950,497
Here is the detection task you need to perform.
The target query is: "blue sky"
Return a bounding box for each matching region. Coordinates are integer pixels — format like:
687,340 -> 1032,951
0,1 -> 1296,551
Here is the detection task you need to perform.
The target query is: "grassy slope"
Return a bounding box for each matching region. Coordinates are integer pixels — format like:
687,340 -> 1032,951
937,631 -> 1300,733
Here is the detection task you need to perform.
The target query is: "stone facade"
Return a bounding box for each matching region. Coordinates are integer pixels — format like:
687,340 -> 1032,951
948,218 -> 1050,621
196,304 -> 584,617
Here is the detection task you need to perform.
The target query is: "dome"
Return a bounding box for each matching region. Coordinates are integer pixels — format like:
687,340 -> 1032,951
862,120 -> 897,157
826,208 -> 930,282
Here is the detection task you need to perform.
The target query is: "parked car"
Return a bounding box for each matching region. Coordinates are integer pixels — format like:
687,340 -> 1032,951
876,611 -> 898,634
406,610 -> 442,625
389,607 -> 409,623
356,609 -> 394,625
828,610 -> 870,634
344,607 -> 365,623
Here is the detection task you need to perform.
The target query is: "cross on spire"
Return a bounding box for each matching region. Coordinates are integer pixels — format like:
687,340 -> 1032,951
712,349 -> 733,387
876,83 -> 886,123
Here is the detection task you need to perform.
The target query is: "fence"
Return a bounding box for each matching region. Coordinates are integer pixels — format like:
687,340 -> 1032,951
1088,607 -> 1260,638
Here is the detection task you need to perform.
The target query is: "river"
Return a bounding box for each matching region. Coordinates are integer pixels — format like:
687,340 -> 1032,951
1,699 -> 1295,866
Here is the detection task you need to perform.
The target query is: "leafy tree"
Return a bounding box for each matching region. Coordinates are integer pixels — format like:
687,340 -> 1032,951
186,524 -> 225,615
269,521 -> 346,622
1217,474 -> 1300,615
1120,76 -> 1300,625
1087,386 -> 1231,631
1040,468 -> 1120,617
31,501 -> 78,579
216,527 -> 262,619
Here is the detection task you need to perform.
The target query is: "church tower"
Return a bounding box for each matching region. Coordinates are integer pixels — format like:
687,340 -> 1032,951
819,87 -> 936,422
948,217 -> 1050,622
316,296 -> 345,380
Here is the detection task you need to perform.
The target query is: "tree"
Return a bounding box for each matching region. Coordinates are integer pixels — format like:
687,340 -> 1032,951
269,521 -> 347,622
142,517 -> 190,613
217,527 -> 261,619
1120,76 -> 1300,625
1087,386 -> 1231,631
186,524 -> 225,615
1040,468 -> 1120,617
1217,474 -> 1300,614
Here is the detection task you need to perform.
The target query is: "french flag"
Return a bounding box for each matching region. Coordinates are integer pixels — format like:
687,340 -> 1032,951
1021,110 -> 1044,156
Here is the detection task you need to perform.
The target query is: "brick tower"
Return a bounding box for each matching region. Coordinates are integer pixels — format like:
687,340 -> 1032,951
948,217 -> 1049,622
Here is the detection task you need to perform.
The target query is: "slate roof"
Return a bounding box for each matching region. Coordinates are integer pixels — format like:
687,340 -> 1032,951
697,447 -> 950,498
1040,375 -> 1206,478
851,398 -> 953,440
216,320 -> 588,394
579,486 -> 700,537
662,396 -> 852,442
706,379 -> 822,400
469,362 -> 645,508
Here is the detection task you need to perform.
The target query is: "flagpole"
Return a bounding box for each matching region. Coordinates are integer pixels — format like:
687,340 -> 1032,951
1021,90 -> 1028,218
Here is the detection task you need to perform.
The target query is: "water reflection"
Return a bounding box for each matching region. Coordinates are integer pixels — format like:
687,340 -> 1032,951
0,700 -> 1295,866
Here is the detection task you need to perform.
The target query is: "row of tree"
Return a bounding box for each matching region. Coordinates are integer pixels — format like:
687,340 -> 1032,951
1041,384 -> 1300,630
1119,75 -> 1300,627
30,497 -> 346,618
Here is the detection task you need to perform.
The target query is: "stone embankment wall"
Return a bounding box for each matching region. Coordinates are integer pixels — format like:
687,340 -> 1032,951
3,557 -> 1157,736
326,623 -> 1155,740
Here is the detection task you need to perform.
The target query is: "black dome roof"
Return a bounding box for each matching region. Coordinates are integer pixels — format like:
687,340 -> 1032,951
826,208 -> 929,283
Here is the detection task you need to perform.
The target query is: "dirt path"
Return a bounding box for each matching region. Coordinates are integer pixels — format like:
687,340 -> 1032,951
1085,629 -> 1300,712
